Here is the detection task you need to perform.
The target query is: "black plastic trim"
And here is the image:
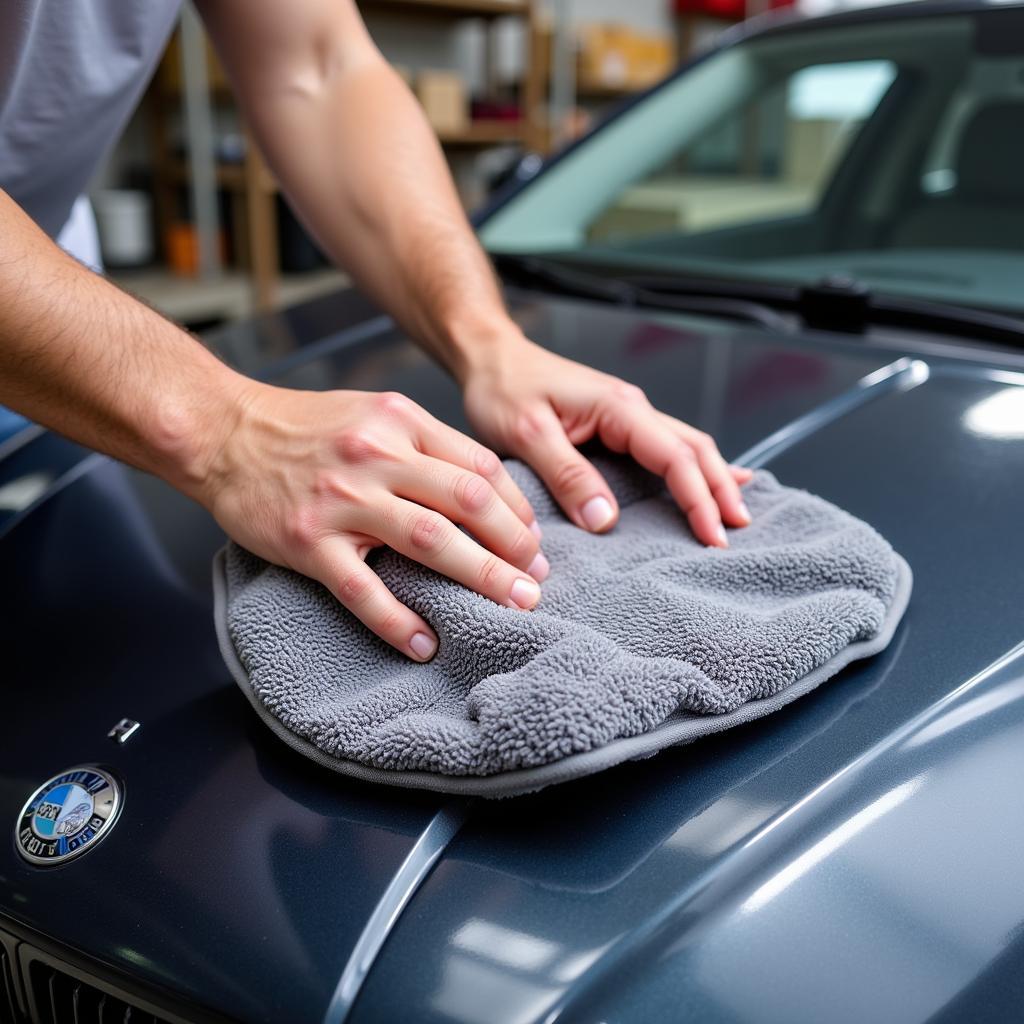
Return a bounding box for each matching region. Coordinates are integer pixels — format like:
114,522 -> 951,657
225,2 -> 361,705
0,929 -> 26,1024
0,919 -> 233,1024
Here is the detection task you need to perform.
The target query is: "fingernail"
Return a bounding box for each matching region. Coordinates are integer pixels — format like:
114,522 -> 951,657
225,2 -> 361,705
580,495 -> 614,531
509,577 -> 541,609
409,632 -> 437,660
527,551 -> 550,583
716,524 -> 729,548
529,520 -> 542,540
738,501 -> 751,524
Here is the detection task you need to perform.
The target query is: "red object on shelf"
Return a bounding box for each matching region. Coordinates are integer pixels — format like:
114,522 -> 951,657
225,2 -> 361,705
673,0 -> 743,18
673,0 -> 792,17
470,99 -> 522,122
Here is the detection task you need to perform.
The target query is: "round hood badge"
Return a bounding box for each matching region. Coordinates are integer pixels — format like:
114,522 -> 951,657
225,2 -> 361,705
15,767 -> 122,865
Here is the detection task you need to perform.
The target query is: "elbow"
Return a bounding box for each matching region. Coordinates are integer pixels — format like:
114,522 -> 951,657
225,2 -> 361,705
273,31 -> 385,105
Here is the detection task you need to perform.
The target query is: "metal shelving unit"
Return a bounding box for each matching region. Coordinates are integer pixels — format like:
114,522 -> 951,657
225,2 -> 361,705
148,0 -> 548,312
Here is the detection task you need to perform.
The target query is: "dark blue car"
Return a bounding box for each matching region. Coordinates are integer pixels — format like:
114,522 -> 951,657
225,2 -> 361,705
4,0 -> 1024,1020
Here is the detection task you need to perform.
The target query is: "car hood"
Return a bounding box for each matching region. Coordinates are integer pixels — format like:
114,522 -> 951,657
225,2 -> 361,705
2,291 -> 1024,1024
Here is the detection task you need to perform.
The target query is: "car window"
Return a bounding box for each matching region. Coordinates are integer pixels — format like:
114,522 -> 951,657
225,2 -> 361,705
587,60 -> 896,244
480,11 -> 1024,317
918,59 -> 1024,196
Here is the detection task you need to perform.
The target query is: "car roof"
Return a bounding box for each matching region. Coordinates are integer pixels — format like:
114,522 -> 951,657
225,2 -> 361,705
737,0 -> 1024,43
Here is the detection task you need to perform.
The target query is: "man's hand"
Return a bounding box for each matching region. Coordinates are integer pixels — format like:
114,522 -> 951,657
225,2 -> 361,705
462,334 -> 753,547
1,0 -> 753,670
197,2 -> 751,541
200,383 -> 547,661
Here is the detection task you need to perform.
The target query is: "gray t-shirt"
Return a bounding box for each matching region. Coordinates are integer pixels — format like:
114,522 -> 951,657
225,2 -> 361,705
0,0 -> 181,237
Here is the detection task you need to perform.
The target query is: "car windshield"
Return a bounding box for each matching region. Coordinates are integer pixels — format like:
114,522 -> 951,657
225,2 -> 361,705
480,7 -> 1024,317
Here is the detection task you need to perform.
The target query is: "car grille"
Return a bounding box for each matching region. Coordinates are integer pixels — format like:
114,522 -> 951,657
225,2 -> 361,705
24,958 -> 167,1024
0,924 -> 215,1024
1,938 -> 21,1024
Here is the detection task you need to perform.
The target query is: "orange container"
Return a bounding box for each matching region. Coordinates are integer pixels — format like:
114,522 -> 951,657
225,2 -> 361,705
165,222 -> 227,276
166,222 -> 200,276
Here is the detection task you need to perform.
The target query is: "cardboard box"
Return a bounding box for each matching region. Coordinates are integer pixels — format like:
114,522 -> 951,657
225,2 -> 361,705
415,70 -> 469,136
630,36 -> 675,87
577,24 -> 675,92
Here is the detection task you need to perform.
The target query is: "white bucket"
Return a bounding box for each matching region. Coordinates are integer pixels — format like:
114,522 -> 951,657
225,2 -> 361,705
92,189 -> 154,268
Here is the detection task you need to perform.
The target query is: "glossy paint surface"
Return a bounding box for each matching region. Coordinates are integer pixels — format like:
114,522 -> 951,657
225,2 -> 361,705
352,358 -> 1024,1024
2,287 -> 1024,1023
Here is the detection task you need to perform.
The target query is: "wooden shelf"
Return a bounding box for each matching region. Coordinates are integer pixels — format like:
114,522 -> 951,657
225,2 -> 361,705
111,268 -> 347,325
169,120 -> 523,192
575,80 -> 644,100
170,160 -> 275,193
152,0 -> 545,313
437,119 -> 526,145
359,0 -> 528,18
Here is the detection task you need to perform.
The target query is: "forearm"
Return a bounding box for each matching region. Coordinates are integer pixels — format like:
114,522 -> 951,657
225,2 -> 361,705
0,189 -> 245,494
204,1 -> 519,381
261,63 -> 516,378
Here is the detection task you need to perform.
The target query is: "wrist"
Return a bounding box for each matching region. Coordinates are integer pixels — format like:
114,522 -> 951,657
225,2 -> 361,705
444,312 -> 532,386
145,357 -> 259,508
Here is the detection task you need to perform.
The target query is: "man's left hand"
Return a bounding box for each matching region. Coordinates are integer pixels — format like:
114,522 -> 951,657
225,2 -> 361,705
462,333 -> 753,547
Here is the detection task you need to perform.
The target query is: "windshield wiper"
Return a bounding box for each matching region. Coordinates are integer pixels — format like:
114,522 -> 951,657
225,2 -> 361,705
643,269 -> 1024,346
495,254 -> 1024,349
493,254 -> 795,332
783,274 -> 1024,349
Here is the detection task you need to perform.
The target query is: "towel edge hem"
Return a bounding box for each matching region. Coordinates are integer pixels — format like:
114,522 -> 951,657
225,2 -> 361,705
212,549 -> 913,799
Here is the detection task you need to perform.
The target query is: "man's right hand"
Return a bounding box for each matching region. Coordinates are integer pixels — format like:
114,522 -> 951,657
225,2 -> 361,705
200,383 -> 547,661
0,191 -> 548,664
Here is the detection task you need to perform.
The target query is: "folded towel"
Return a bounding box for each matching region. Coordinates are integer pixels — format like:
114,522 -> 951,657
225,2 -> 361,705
214,459 -> 911,797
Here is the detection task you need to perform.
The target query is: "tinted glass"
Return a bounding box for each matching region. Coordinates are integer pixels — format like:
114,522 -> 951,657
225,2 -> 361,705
481,11 -> 1024,315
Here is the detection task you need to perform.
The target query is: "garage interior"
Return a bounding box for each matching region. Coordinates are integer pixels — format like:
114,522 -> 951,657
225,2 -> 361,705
94,0 -> 805,329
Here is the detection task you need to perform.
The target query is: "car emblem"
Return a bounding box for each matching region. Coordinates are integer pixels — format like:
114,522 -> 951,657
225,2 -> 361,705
15,767 -> 122,866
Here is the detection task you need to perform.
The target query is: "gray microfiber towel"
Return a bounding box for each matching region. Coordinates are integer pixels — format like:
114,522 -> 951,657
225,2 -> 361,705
214,458 -> 911,798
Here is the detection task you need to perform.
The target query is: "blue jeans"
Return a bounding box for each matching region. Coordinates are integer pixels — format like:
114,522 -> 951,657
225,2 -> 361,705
0,406 -> 30,445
